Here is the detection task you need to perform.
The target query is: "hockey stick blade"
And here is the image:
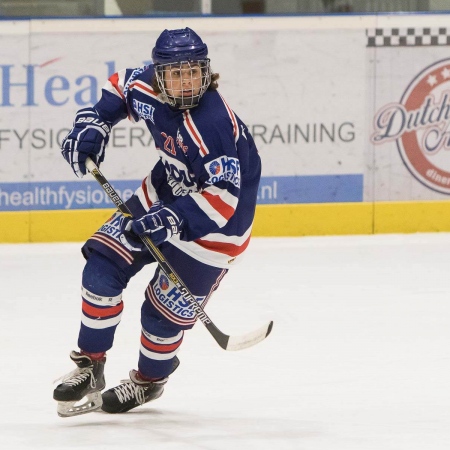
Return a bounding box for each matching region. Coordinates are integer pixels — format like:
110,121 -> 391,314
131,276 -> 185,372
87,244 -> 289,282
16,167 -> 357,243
222,320 -> 273,351
85,158 -> 273,351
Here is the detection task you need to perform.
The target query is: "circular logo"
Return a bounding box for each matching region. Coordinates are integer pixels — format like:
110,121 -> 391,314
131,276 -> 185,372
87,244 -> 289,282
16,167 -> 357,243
372,58 -> 450,194
209,161 -> 221,175
159,275 -> 169,290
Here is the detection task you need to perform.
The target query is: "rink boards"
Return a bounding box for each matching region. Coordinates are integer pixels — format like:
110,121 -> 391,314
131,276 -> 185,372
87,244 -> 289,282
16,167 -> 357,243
1,14 -> 450,242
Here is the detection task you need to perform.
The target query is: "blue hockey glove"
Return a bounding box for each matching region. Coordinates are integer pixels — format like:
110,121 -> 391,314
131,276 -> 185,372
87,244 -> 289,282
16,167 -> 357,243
126,202 -> 184,247
61,107 -> 111,178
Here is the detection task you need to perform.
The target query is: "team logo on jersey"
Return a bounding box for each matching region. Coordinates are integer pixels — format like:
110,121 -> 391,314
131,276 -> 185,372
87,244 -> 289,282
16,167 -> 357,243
151,273 -> 206,320
98,212 -> 123,241
159,275 -> 169,290
162,159 -> 197,190
132,99 -> 155,124
204,156 -> 241,187
372,58 -> 450,194
209,161 -> 221,175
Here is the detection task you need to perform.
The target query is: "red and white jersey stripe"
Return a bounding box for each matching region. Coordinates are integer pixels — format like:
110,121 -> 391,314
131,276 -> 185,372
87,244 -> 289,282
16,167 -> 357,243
140,329 -> 184,361
90,233 -> 134,265
128,80 -> 160,101
104,69 -> 127,100
80,287 -> 124,330
135,176 -> 157,211
183,110 -> 210,156
169,224 -> 253,268
191,185 -> 238,228
218,92 -> 240,143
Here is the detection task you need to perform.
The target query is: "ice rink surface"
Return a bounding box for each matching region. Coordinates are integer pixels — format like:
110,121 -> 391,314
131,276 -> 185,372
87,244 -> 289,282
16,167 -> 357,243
1,233 -> 449,450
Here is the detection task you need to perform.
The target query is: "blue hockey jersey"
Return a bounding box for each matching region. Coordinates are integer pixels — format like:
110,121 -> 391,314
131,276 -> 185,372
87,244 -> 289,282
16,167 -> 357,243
94,64 -> 261,268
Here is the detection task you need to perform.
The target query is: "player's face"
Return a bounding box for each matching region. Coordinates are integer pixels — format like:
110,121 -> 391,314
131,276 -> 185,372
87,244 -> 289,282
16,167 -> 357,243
163,62 -> 203,100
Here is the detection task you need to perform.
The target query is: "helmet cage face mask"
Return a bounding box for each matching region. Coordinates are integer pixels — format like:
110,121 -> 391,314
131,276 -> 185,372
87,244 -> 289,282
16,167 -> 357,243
155,59 -> 211,109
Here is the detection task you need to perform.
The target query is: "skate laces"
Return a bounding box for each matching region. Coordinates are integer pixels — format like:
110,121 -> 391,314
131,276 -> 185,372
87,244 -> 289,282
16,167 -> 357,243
113,380 -> 148,405
57,367 -> 97,389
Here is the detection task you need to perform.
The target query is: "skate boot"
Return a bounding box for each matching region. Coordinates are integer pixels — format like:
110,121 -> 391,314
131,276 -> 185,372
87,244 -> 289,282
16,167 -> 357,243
102,357 -> 179,414
53,350 -> 106,417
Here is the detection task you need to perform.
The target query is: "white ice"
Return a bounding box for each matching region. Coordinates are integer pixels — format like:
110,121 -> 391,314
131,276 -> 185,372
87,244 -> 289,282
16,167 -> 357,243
1,233 -> 449,450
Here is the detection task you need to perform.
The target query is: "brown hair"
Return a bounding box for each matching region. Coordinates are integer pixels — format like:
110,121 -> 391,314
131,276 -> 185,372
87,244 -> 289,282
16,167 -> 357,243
209,73 -> 220,91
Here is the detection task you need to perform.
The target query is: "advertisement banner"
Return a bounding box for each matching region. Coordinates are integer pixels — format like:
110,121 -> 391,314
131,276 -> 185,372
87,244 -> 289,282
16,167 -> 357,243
0,18 -> 366,212
368,25 -> 450,201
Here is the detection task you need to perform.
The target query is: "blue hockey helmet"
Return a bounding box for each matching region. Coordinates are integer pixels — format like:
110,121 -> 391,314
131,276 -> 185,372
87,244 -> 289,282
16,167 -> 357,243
152,27 -> 208,64
152,28 -> 211,109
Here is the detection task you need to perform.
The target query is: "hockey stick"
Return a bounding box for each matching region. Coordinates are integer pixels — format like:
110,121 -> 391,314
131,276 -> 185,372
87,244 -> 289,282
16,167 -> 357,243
85,158 -> 273,351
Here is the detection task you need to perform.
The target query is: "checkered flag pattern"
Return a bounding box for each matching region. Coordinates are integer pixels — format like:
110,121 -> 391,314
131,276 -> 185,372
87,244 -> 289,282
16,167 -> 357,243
367,28 -> 450,47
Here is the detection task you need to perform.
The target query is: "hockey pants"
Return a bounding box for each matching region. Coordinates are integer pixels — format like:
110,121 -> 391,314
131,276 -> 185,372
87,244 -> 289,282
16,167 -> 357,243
78,245 -> 227,380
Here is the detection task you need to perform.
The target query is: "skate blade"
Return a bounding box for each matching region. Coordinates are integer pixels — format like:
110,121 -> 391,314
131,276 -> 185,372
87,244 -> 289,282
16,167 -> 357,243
57,391 -> 103,418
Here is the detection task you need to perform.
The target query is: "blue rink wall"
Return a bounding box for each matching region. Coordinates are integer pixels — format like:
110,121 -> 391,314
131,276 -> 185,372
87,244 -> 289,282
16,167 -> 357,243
0,175 -> 362,211
0,174 -> 367,242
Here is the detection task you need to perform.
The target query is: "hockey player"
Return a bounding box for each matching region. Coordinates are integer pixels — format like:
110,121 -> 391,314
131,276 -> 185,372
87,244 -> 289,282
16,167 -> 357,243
53,27 -> 261,417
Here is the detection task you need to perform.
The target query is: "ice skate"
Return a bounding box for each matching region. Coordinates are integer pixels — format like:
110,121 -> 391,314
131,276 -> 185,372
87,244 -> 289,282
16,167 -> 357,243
102,357 -> 179,413
101,370 -> 167,413
53,350 -> 106,417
